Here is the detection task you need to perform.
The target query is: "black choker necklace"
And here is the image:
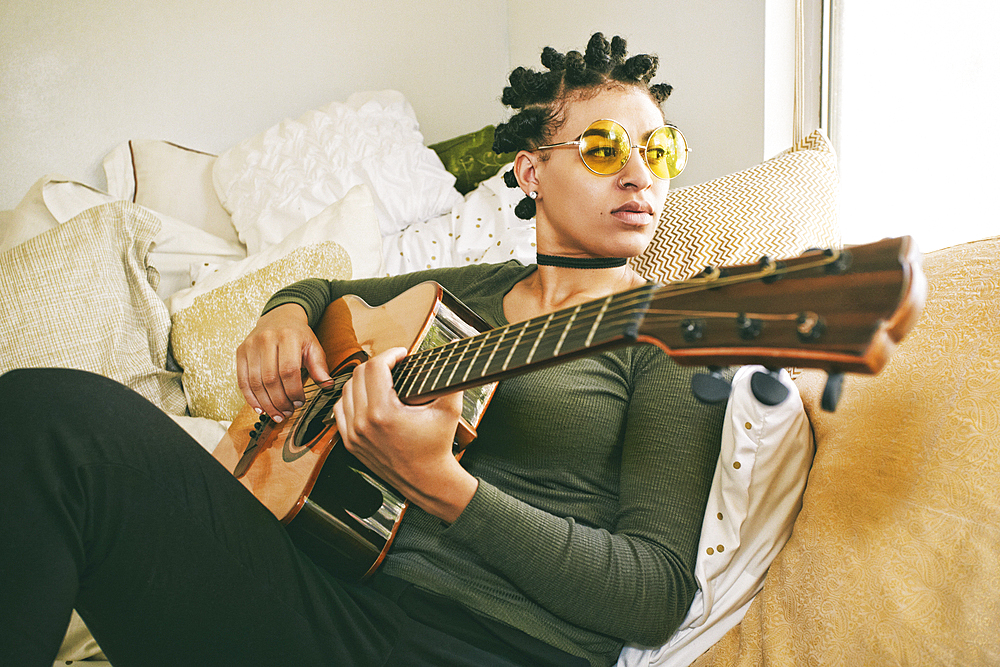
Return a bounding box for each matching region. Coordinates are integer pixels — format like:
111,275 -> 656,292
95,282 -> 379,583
536,254 -> 628,269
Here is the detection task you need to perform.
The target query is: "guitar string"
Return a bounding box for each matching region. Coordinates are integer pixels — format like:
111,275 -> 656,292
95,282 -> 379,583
393,309 -> 807,399
280,251 -> 845,405
390,247 -> 843,377
391,253 -> 845,396
396,248 -> 842,376
392,293 -> 818,396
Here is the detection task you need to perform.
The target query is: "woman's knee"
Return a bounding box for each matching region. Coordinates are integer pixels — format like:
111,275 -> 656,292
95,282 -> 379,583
0,368 -> 122,417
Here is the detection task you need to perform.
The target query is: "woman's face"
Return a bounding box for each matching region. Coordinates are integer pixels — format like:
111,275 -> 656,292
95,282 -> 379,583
529,86 -> 671,259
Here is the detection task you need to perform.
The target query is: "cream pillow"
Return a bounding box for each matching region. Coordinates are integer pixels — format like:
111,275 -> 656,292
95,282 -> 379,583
103,139 -> 241,247
0,201 -> 186,414
632,130 -> 841,283
170,241 -> 354,421
1,175 -> 61,252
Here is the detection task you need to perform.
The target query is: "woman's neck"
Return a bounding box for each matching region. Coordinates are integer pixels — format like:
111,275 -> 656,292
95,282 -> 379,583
504,262 -> 646,323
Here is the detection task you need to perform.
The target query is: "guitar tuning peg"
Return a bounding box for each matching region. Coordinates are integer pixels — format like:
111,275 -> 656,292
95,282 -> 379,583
821,371 -> 845,411
691,366 -> 732,404
750,367 -> 790,406
824,248 -> 853,275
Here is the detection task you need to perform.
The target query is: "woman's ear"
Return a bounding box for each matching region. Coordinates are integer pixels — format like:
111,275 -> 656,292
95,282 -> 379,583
513,150 -> 541,197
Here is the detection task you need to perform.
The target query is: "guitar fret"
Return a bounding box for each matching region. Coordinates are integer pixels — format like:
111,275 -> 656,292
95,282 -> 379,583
419,344 -> 453,395
501,321 -> 528,371
398,283 -> 659,401
525,313 -> 554,365
463,334 -> 491,383
584,295 -> 614,347
429,341 -> 458,392
481,327 -> 509,377
415,347 -> 438,395
397,358 -> 418,398
445,338 -> 470,387
553,305 -> 582,356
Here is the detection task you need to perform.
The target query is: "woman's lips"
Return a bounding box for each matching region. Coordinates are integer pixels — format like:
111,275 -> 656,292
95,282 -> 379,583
612,202 -> 655,226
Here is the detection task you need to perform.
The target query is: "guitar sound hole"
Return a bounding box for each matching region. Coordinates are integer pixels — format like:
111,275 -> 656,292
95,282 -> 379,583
312,445 -> 385,519
300,400 -> 332,445
286,382 -> 345,461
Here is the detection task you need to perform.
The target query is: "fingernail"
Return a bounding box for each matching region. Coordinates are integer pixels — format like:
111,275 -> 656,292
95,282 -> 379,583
283,411 -> 294,418
254,407 -> 263,415
272,414 -> 283,423
293,401 -> 304,408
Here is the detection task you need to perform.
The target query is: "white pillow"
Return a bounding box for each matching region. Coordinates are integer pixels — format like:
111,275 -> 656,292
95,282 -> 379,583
37,177 -> 246,300
103,139 -> 242,248
618,365 -> 813,667
1,175 -> 62,252
167,184 -> 383,314
213,90 -> 462,253
380,163 -> 534,275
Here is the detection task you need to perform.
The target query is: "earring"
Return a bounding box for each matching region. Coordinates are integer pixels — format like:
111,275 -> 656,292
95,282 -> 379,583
514,194 -> 536,220
529,191 -> 537,199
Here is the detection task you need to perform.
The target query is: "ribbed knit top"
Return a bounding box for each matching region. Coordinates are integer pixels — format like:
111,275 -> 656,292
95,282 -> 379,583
264,261 -> 725,666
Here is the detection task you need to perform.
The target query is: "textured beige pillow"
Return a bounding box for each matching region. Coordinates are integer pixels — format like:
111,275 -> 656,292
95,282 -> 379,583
0,201 -> 186,414
632,130 -> 841,282
696,236 -> 1000,666
170,242 -> 352,421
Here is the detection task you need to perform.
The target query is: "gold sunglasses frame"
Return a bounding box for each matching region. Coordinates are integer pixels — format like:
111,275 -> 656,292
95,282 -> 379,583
534,119 -> 690,180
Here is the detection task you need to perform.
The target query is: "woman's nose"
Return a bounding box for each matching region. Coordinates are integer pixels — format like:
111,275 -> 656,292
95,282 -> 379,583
617,147 -> 656,189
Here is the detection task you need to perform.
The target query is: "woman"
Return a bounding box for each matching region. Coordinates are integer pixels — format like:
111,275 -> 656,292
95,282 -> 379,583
0,34 -> 724,667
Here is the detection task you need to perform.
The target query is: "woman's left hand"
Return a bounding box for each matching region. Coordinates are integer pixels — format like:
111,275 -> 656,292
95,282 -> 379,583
332,347 -> 478,524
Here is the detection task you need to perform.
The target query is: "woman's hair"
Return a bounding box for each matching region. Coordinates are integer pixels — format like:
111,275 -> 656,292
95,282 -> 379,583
493,32 -> 673,219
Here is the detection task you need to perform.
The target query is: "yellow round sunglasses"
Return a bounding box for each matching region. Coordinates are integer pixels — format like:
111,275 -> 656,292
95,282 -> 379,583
535,118 -> 690,179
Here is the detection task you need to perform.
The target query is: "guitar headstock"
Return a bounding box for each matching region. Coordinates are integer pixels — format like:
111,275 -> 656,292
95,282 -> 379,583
637,236 -> 926,381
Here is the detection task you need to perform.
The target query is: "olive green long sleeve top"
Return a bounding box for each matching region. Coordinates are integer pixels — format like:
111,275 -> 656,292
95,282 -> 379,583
263,261 -> 726,667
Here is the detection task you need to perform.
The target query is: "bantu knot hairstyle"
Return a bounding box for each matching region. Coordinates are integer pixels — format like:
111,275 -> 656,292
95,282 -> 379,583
493,32 -> 674,219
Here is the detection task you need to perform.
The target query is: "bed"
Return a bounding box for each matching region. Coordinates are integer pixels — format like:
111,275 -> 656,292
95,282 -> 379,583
1,89 -> 849,666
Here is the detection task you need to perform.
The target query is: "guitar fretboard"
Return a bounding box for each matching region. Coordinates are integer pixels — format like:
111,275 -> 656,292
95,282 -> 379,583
391,283 -> 658,400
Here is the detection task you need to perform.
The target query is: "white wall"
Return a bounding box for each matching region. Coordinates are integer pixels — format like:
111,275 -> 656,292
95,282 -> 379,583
1,0 -> 784,210
506,1 -> 771,191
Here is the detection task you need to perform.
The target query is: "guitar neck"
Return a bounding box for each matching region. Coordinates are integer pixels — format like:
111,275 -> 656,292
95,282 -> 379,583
390,236 -> 925,402
392,283 -> 658,402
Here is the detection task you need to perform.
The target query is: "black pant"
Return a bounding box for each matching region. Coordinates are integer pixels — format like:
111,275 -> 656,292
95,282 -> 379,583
0,368 -> 587,667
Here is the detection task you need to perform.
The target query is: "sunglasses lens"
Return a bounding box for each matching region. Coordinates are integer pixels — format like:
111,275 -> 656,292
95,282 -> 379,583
645,125 -> 689,179
578,119 -> 630,175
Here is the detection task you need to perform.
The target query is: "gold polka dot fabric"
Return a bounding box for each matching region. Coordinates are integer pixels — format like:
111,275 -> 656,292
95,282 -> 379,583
693,236 -> 1000,667
170,242 -> 351,421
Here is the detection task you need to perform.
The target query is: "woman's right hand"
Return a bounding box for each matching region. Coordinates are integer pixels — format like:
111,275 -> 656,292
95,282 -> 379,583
236,303 -> 332,422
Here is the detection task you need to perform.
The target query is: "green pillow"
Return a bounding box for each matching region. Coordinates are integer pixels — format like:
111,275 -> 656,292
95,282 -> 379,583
430,125 -> 516,194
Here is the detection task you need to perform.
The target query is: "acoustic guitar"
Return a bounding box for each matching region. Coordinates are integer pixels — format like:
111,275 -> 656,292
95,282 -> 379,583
212,236 -> 926,580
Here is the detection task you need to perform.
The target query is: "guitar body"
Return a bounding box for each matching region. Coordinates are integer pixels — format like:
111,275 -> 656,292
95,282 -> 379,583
212,281 -> 497,580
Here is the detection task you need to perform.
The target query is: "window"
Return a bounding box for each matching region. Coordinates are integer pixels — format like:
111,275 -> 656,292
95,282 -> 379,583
828,1 -> 998,252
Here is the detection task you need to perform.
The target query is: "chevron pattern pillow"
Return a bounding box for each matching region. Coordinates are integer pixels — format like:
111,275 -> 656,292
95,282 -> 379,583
631,130 -> 841,283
